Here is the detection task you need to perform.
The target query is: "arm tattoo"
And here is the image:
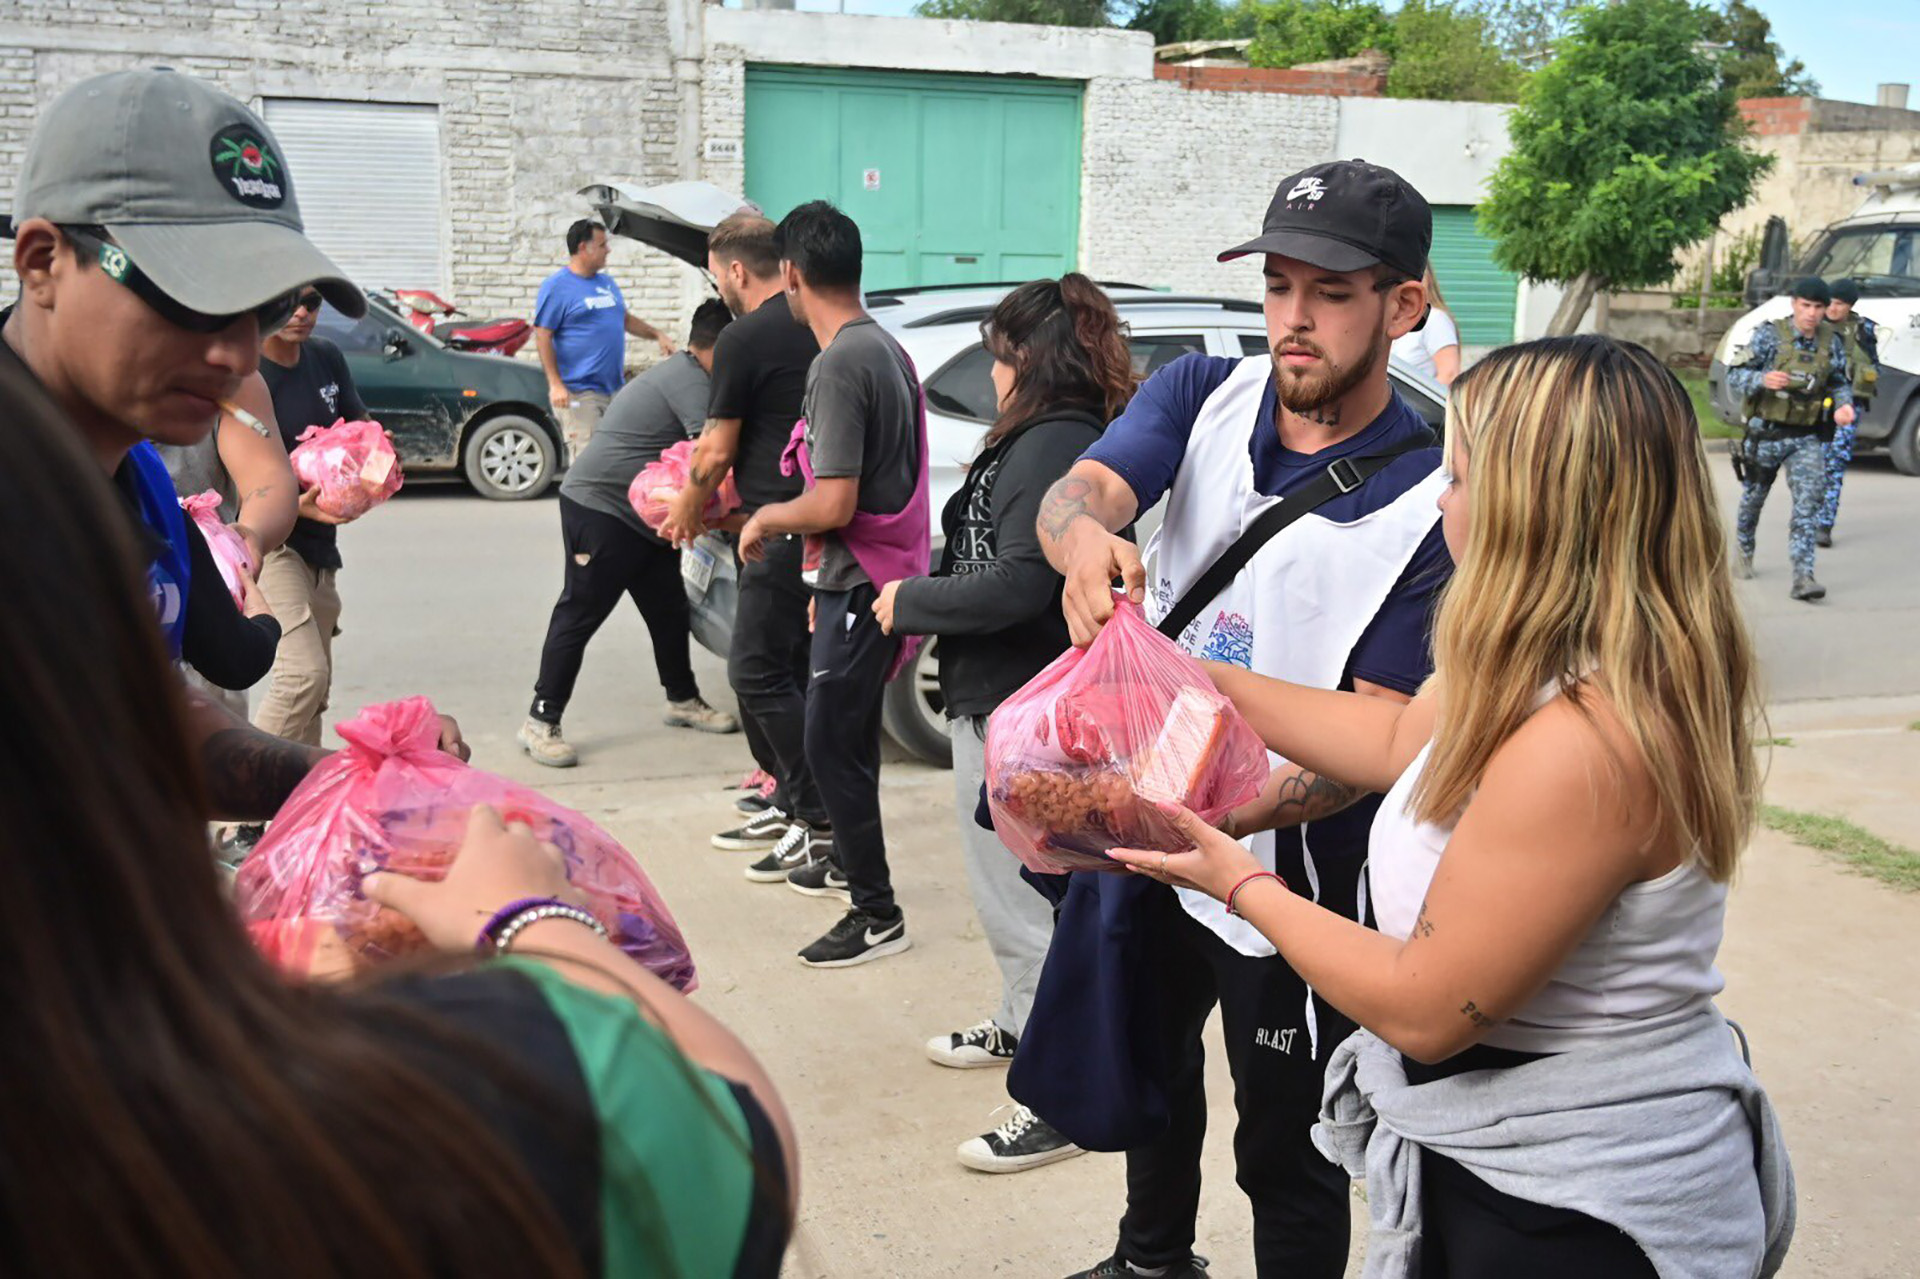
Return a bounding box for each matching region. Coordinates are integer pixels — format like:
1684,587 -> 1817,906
1038,475 -> 1094,541
1413,902 -> 1435,938
1269,769 -> 1361,828
201,727 -> 325,821
1459,1000 -> 1499,1030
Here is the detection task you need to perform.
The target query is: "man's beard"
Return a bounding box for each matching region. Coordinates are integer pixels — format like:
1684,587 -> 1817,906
1270,329 -> 1386,415
717,281 -> 744,317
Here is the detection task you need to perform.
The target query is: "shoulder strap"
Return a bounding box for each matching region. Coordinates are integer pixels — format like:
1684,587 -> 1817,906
1157,429 -> 1436,641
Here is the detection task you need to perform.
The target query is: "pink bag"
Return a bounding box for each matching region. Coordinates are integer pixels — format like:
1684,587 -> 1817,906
289,418 -> 403,519
627,439 -> 741,533
234,696 -> 697,990
986,598 -> 1270,875
178,490 -> 259,611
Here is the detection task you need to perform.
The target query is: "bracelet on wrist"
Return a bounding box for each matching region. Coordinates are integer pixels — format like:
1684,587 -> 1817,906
1226,870 -> 1286,918
475,897 -> 608,955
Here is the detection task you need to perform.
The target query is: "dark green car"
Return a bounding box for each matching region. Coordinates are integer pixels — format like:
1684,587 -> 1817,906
312,294 -> 564,500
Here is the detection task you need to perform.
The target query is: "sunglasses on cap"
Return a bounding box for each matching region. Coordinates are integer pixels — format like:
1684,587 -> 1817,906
59,225 -> 305,337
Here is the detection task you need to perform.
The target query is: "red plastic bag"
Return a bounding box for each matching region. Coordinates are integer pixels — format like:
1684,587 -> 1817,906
234,696 -> 697,990
178,490 -> 258,611
289,418 -> 403,519
627,439 -> 741,533
986,598 -> 1269,875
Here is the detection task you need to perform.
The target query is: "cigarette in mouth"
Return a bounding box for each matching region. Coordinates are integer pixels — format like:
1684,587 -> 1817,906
219,399 -> 272,438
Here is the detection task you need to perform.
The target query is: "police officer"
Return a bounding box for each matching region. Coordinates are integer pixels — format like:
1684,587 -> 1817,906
1819,278 -> 1879,546
1726,276 -> 1854,601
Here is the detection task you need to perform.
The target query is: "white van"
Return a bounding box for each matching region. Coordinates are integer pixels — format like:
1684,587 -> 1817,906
1707,164 -> 1920,474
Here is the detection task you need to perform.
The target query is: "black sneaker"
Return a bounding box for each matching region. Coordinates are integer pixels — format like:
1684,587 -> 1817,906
957,1104 -> 1085,1174
745,822 -> 821,883
798,907 -> 910,968
215,823 -> 265,867
925,1018 -> 1018,1069
1790,574 -> 1827,602
735,791 -> 775,816
1066,1255 -> 1210,1278
785,850 -> 850,903
710,806 -> 790,851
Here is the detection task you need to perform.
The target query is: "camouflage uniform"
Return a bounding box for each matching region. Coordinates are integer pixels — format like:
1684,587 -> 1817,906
1820,313 -> 1879,533
1725,319 -> 1853,580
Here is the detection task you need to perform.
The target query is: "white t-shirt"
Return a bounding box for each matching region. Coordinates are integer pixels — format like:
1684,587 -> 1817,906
1392,306 -> 1460,382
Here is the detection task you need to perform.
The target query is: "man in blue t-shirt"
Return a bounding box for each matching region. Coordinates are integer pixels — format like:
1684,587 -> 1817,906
534,220 -> 674,463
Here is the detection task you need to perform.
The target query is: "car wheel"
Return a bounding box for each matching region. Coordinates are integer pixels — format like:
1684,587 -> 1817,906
1890,398 -> 1920,477
882,637 -> 952,767
463,415 -> 555,499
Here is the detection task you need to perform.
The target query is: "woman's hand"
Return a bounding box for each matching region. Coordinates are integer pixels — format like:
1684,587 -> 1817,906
361,805 -> 576,952
872,578 -> 905,635
238,567 -> 273,620
297,487 -> 352,526
1108,803 -> 1263,902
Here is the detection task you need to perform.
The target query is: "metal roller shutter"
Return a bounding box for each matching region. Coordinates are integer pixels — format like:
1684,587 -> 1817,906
1429,205 -> 1517,346
262,99 -> 446,295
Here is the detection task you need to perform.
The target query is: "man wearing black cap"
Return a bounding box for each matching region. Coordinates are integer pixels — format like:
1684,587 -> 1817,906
1725,276 -> 1854,600
1820,278 -> 1878,545
1038,160 -> 1450,1278
3,68 -> 465,817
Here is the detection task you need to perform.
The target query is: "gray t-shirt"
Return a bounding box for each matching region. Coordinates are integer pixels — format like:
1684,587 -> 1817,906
561,351 -> 710,540
801,317 -> 920,591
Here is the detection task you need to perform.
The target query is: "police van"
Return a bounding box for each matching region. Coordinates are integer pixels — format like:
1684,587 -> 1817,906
1708,164 -> 1920,474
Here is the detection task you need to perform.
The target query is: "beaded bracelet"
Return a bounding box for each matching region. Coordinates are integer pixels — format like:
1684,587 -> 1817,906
475,896 -> 608,955
1226,870 -> 1286,919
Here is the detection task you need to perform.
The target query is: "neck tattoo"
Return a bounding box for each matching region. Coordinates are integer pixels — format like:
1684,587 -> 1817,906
1296,403 -> 1342,428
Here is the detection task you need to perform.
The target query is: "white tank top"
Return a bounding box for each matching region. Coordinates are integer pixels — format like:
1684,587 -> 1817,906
1368,699 -> 1728,1054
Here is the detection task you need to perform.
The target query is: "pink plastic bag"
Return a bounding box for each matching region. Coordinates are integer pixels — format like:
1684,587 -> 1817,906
627,439 -> 741,533
178,490 -> 259,611
288,418 -> 403,519
234,696 -> 697,990
986,598 -> 1270,875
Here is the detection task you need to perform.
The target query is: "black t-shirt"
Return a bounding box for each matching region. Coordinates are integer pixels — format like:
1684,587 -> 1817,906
259,336 -> 368,571
705,293 -> 818,512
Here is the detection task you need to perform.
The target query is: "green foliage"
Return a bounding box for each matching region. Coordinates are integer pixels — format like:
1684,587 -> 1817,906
1479,0 -> 1773,292
1241,0 -> 1395,69
1702,0 -> 1819,100
1386,0 -> 1528,103
916,0 -> 1116,27
1670,226 -> 1764,309
1673,370 -> 1742,439
1128,0 -> 1255,45
1762,805 -> 1920,893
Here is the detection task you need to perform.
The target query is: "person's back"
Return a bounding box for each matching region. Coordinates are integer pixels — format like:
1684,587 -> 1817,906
559,347 -> 711,537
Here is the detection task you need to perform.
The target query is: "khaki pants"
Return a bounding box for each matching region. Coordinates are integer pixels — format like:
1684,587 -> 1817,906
252,547 -> 342,748
559,390 -> 610,463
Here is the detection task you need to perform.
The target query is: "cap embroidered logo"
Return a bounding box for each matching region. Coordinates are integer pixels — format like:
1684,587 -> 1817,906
98,243 -> 131,283
1287,177 -> 1327,202
209,125 -> 286,209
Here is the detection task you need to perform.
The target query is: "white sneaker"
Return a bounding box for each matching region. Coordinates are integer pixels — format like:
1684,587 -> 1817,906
926,1018 -> 1018,1069
665,697 -> 740,734
516,717 -> 577,768
957,1104 -> 1084,1174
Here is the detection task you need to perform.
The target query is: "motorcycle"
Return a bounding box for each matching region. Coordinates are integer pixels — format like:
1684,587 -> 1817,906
389,289 -> 533,357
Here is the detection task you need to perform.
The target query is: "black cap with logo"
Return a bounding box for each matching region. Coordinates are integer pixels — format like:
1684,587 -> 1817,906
1219,159 -> 1432,282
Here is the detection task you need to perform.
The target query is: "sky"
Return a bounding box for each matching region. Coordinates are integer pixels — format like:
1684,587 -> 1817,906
745,0 -> 1916,108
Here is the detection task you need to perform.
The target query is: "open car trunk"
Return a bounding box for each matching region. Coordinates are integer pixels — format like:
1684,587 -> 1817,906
577,181 -> 753,268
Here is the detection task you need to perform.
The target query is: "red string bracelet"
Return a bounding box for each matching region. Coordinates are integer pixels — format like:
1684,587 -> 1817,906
1226,870 -> 1286,918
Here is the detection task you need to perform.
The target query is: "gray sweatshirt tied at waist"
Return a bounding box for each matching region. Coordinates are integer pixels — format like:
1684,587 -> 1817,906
1313,1005 -> 1795,1279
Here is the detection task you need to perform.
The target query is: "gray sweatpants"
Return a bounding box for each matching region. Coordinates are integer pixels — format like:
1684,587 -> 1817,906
952,714 -> 1054,1036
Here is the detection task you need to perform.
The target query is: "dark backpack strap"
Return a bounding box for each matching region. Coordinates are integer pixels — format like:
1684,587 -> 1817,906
1156,429 -> 1436,641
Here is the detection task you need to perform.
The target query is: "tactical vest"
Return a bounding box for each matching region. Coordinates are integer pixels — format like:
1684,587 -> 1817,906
1834,315 -> 1879,401
1746,318 -> 1836,428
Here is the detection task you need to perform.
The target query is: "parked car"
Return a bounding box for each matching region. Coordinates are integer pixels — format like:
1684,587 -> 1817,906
312,291 -> 565,500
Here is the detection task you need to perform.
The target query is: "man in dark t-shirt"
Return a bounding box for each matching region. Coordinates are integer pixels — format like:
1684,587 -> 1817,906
662,212 -> 829,863
517,301 -> 740,767
255,290 -> 369,748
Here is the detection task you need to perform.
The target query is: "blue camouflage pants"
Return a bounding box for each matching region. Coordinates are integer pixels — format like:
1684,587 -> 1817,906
1736,431 -> 1824,578
1818,419 -> 1856,531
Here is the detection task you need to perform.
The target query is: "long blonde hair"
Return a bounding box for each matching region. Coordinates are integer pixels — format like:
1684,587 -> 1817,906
1413,336 -> 1761,881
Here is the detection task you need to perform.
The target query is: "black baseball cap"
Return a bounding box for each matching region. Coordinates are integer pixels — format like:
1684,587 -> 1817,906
1219,159 -> 1431,281
1789,276 -> 1830,305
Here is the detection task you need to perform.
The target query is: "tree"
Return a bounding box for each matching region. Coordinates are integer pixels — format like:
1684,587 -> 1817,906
1473,0 -> 1582,66
916,0 -> 1116,27
1702,0 -> 1819,100
1387,0 -> 1527,103
1479,0 -> 1773,334
1242,0 -> 1395,69
1127,0 -> 1255,46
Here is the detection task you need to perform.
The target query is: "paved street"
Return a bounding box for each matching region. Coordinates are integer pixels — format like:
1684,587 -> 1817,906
323,462 -> 1920,1278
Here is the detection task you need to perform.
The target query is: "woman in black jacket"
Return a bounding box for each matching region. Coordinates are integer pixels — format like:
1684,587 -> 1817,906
874,274 -> 1136,1174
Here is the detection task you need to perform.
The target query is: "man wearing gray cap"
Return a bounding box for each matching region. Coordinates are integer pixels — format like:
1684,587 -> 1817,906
2,68 -> 464,818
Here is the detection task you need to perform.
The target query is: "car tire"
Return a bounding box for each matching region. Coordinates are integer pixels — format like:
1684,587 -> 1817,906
1890,398 -> 1920,477
463,415 -> 556,500
882,636 -> 952,768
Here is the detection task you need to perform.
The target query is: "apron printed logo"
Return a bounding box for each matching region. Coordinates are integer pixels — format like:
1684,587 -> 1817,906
209,126 -> 286,209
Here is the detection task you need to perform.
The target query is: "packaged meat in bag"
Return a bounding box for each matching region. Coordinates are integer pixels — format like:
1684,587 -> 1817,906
289,418 -> 403,519
234,696 -> 697,991
985,598 -> 1269,875
178,490 -> 259,611
627,439 -> 741,534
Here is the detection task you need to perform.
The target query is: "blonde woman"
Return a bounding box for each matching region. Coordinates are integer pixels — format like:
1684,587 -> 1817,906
1116,336 -> 1794,1278
1391,266 -> 1461,385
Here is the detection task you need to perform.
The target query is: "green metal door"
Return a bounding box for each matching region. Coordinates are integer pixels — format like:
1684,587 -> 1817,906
1430,206 -> 1518,346
744,66 -> 1082,291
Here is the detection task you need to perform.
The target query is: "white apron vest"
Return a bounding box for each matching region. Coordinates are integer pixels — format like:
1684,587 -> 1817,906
1142,355 -> 1445,958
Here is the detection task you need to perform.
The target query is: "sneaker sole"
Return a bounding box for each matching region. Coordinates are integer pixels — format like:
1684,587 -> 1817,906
744,861 -> 807,883
516,735 -> 577,768
735,797 -> 774,815
798,934 -> 912,969
710,833 -> 784,851
786,877 -> 853,903
663,715 -> 741,734
957,1141 -> 1086,1174
925,1044 -> 1015,1069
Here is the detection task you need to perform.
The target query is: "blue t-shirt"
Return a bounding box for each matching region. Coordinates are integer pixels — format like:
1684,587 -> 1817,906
115,441 -> 193,659
534,269 -> 627,397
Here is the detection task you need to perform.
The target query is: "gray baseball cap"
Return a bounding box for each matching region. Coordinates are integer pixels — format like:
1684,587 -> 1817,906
12,69 -> 365,319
